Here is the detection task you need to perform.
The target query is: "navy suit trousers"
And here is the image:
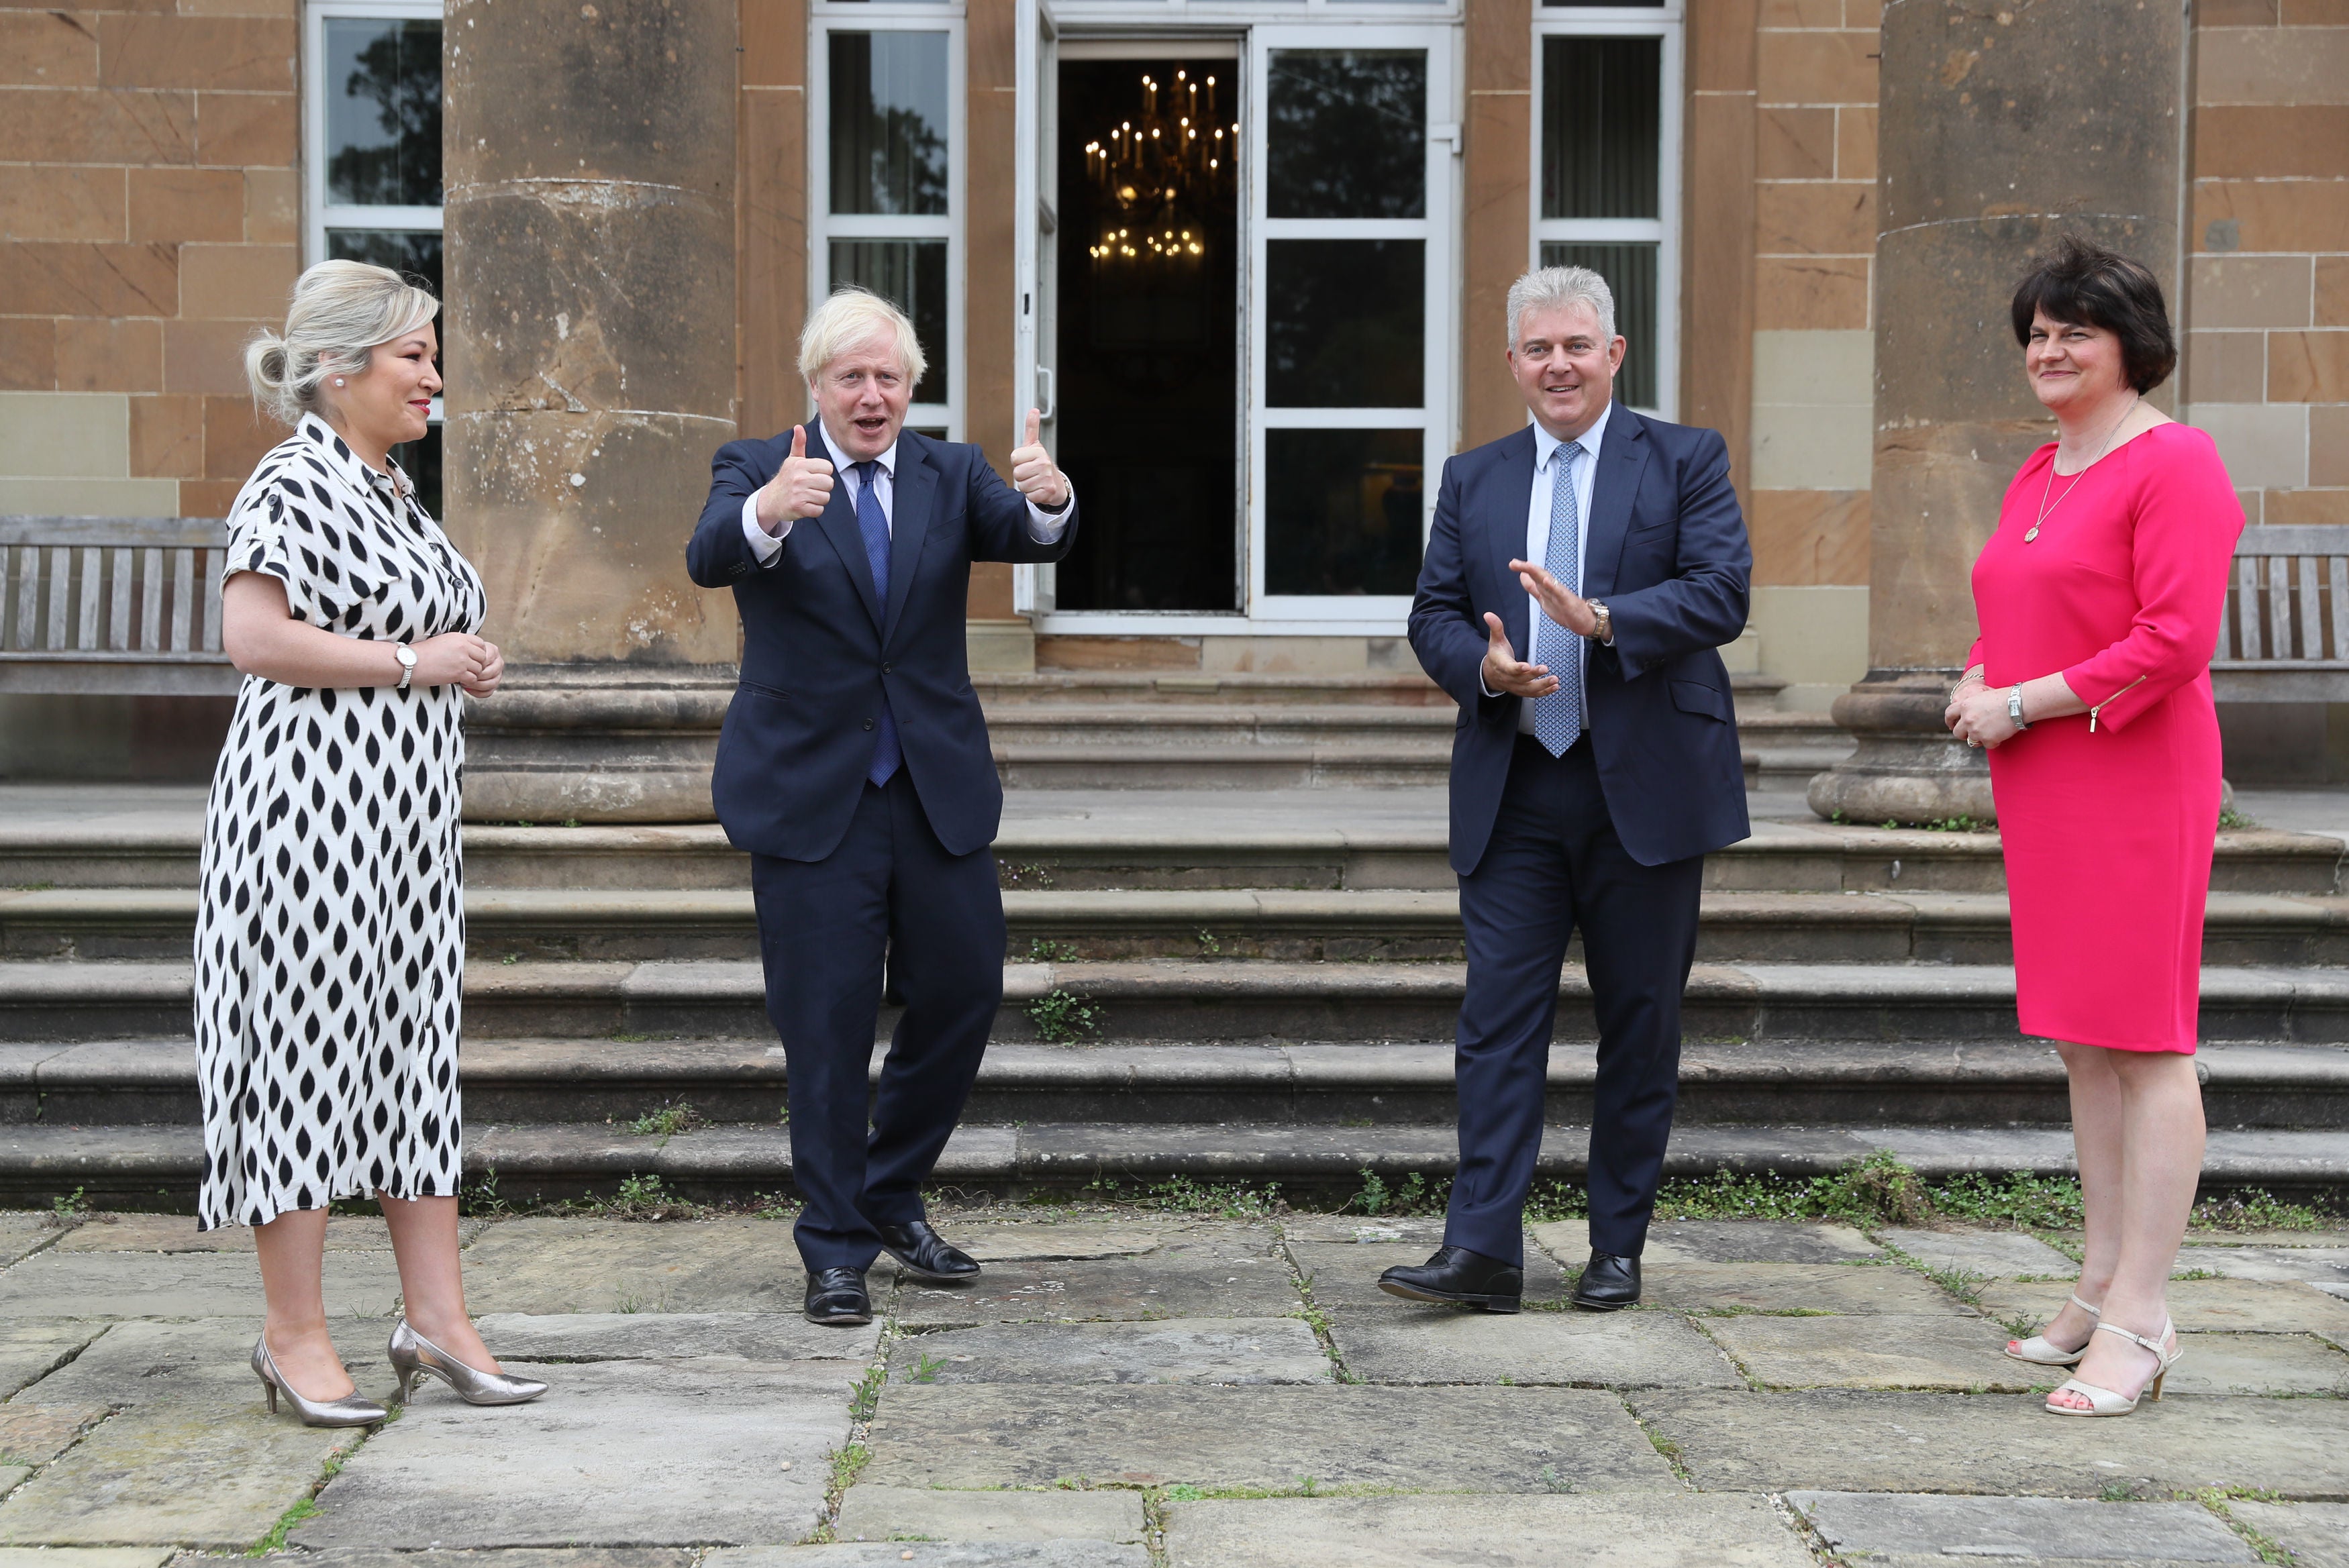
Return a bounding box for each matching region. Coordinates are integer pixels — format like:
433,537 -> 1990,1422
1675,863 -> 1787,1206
749,772 -> 1005,1272
1448,734 -> 1703,1265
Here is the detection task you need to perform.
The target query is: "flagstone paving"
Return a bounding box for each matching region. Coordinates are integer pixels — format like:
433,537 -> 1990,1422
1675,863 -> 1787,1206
0,1207 -> 2339,1563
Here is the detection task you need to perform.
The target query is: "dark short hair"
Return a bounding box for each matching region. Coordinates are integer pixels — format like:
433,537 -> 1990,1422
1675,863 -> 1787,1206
2009,236 -> 2177,394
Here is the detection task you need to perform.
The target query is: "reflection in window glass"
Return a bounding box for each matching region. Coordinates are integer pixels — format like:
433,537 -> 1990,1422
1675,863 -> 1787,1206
1541,240 -> 1657,411
326,230 -> 444,301
1266,429 -> 1423,596
1542,36 -> 1660,220
1267,240 -> 1423,409
830,32 -> 950,217
1267,51 -> 1425,219
324,19 -> 442,207
830,240 -> 949,405
391,423 -> 444,524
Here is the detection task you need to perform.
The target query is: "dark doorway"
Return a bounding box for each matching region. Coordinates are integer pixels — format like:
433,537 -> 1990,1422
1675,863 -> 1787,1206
1051,57 -> 1240,612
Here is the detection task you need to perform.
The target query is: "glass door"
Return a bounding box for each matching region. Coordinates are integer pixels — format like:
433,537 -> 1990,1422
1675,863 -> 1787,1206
1248,25 -> 1456,626
1011,0 -> 1058,615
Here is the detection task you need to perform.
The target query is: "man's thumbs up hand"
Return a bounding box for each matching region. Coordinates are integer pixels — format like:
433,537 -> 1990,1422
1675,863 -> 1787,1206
754,423 -> 835,531
1009,408 -> 1069,509
1481,611 -> 1559,699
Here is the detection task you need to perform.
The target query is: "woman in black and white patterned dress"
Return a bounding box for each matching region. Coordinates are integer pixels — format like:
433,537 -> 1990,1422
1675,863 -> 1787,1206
201,259 -> 544,1424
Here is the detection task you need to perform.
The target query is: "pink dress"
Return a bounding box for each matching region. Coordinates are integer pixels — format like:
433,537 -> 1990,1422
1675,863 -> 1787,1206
1968,423 -> 2243,1053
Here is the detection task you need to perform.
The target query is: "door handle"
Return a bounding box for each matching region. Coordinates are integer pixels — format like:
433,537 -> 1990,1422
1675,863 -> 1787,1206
1036,365 -> 1056,423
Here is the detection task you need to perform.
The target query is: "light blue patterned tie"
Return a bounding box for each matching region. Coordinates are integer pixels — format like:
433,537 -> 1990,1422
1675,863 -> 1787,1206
1531,441 -> 1585,757
853,461 -> 901,786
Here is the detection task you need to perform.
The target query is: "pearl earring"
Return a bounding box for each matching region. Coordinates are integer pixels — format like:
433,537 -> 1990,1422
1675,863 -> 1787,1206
334,378 -> 345,386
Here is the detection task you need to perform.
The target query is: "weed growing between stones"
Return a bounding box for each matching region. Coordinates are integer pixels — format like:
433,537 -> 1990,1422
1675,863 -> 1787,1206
1084,1175 -> 1285,1219
1286,1270 -> 1360,1384
2191,1190 -> 2338,1231
460,1165 -> 508,1217
566,1173 -> 711,1222
1026,988 -> 1100,1043
1024,937 -> 1076,961
44,1186 -> 88,1227
246,1439 -> 358,1554
2192,1488 -> 2293,1567
907,1350 -> 947,1384
1350,1169 -> 1448,1218
624,1101 -> 707,1137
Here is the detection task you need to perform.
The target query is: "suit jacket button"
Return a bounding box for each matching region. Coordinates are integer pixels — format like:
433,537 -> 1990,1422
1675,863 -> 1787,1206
863,719 -> 876,731
882,662 -> 894,674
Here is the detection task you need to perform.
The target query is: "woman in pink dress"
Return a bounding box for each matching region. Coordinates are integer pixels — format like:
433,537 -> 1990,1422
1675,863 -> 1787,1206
1946,237 -> 2242,1417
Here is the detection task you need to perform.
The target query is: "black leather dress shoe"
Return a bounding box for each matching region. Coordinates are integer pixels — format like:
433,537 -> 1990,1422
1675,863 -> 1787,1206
1570,1251 -> 1641,1310
803,1266 -> 872,1325
1376,1245 -> 1523,1313
875,1219 -> 981,1283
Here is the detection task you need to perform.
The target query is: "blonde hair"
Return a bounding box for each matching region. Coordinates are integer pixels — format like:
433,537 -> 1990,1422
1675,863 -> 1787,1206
798,286 -> 926,390
1507,266 -> 1617,348
244,259 -> 440,426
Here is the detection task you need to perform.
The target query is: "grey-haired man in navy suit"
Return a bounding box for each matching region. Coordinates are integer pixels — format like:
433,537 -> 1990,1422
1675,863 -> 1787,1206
1386,266 -> 1752,1314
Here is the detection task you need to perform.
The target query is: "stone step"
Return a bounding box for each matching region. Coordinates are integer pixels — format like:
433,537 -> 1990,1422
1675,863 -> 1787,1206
9,957 -> 2349,1045
3,816 -> 2338,897
8,1116 -> 2346,1209
24,1036 -> 2349,1131
13,885 -> 2349,968
973,670 -> 1789,711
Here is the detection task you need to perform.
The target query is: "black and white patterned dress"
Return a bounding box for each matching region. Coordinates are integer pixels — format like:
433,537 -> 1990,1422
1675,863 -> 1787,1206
195,413 -> 488,1230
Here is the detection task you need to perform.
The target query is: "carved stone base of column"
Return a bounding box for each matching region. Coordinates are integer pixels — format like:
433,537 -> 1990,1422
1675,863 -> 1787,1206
1805,668 -> 1996,826
461,664 -> 732,823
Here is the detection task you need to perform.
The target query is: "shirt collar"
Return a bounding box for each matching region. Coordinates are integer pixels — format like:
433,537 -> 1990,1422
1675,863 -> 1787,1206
297,411 -> 409,502
1534,397 -> 1614,473
820,421 -> 898,480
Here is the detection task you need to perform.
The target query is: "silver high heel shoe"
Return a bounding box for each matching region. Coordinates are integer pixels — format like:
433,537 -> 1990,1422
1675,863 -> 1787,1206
251,1335 -> 387,1427
386,1318 -> 548,1406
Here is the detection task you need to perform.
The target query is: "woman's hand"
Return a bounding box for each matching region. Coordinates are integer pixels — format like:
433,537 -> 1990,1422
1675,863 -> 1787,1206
1943,666 -> 1987,737
411,632 -> 497,692
1948,682 -> 2019,749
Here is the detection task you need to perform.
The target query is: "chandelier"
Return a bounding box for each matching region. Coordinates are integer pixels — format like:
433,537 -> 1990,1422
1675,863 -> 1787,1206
1083,68 -> 1237,266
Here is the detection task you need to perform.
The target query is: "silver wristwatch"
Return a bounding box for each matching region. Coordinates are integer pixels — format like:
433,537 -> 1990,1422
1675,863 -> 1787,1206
2007,683 -> 2030,731
394,643 -> 417,692
1587,601 -> 1612,645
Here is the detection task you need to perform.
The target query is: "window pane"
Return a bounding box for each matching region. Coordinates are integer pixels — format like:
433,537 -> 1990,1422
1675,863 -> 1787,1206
830,240 -> 948,405
1266,50 -> 1425,219
326,230 -> 444,303
1265,428 -> 1423,596
1545,0 -> 1664,7
830,32 -> 950,217
391,423 -> 443,523
323,18 -> 442,207
1540,240 -> 1658,411
1267,240 -> 1422,409
1541,36 -> 1660,219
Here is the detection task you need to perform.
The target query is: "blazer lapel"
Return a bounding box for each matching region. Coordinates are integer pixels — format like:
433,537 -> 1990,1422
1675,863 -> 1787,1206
1583,406 -> 1651,599
882,435 -> 938,649
1482,426 -> 1538,658
807,427 -> 885,633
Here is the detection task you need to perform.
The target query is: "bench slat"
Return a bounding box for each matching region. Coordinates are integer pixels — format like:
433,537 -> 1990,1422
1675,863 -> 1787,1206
140,546 -> 162,653
45,547 -> 68,652
2299,555 -> 2324,664
0,517 -> 230,550
9,545 -> 32,653
2236,556 -> 2264,661
200,547 -> 223,653
169,548 -> 193,654
107,546 -> 130,652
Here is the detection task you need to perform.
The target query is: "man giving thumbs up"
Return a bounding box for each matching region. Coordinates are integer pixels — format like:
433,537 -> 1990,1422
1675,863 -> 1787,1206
686,287 -> 1077,1328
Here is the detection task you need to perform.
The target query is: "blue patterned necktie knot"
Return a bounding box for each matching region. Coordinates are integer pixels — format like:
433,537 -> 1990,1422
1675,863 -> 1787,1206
853,460 -> 901,786
1531,440 -> 1585,757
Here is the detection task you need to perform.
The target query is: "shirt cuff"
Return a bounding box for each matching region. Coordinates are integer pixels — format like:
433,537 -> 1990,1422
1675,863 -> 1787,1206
742,492 -> 787,563
1026,486 -> 1073,543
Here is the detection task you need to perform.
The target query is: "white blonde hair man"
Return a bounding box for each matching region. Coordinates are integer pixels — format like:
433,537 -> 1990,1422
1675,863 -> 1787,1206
685,287 -> 1079,1326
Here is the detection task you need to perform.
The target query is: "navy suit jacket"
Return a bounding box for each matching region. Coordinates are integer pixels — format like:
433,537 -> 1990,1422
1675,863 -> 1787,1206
1408,406 -> 1752,874
685,425 -> 1077,862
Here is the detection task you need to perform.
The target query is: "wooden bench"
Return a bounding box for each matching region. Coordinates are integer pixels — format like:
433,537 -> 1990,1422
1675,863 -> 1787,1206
0,517 -> 236,697
2212,525 -> 2349,704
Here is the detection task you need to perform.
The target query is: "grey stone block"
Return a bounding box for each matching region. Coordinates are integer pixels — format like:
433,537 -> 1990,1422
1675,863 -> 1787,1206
461,1218 -> 806,1316
1789,1491 -> 2258,1562
54,1214 -> 483,1253
2166,1332 -> 2349,1396
1630,1220 -> 1881,1266
1326,1305 -> 1742,1388
1877,1227 -> 2075,1277
2226,1500 -> 2349,1568
0,1404 -> 109,1465
1640,1388 -> 2349,1497
1981,1278 -> 2349,1335
723,1547 -> 1146,1567
943,1223 -> 1177,1262
0,1251 -> 401,1320
1705,1314 -> 2035,1391
1643,1261 -> 1969,1316
832,1485 -> 1146,1545
891,1233 -> 1298,1326
0,1551 -> 173,1568
1162,1494 -> 1818,1567
858,1385 -> 1679,1494
0,1400 -> 362,1547
1277,1216 -> 1448,1246
0,1322 -> 102,1400
297,1359 -> 859,1547
2176,1247 -> 2349,1286
0,1217 -> 58,1269
477,1312 -> 882,1363
1285,1242 -> 1566,1311
23,1318 -> 395,1409
273,1551 -> 691,1568
889,1318 -> 1329,1386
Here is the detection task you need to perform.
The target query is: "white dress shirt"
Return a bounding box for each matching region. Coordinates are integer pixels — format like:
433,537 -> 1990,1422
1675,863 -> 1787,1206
1491,397 -> 1613,734
741,422 -> 1073,564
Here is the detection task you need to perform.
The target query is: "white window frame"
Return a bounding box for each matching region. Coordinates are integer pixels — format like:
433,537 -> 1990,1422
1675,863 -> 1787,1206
1530,3 -> 1682,421
303,0 -> 446,428
809,3 -> 969,442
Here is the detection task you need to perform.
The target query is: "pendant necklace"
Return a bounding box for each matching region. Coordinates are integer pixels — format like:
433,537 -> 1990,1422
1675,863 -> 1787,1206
2026,395 -> 2138,543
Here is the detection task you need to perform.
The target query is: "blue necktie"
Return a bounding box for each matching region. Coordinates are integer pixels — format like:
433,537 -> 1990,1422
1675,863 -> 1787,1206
854,461 -> 901,786
1531,441 -> 1585,757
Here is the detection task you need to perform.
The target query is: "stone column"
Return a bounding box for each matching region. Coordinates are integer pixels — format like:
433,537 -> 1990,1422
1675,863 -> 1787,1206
441,0 -> 738,821
1806,0 -> 2184,825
